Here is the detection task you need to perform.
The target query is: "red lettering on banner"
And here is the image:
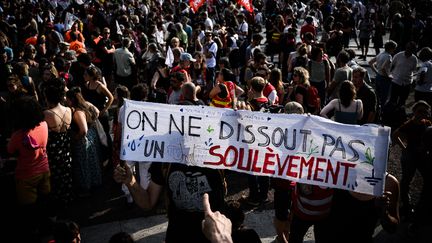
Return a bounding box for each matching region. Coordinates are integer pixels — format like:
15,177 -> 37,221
204,146 -> 358,189
325,159 -> 340,185
204,145 -> 223,165
237,148 -> 252,171
313,157 -> 326,182
262,147 -> 276,174
251,149 -> 261,172
341,162 -> 356,186
287,156 -> 300,178
277,155 -> 290,176
299,156 -> 314,180
223,146 -> 238,167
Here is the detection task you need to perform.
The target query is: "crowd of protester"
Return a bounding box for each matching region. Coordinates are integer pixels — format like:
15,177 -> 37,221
1,0 -> 432,242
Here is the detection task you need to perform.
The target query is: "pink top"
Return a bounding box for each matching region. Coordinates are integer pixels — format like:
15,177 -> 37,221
7,121 -> 49,179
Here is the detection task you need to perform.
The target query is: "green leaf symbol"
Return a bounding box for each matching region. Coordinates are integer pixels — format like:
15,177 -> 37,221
362,147 -> 375,166
207,125 -> 214,133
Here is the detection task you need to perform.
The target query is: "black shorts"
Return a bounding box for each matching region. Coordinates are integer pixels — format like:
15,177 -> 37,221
359,38 -> 370,47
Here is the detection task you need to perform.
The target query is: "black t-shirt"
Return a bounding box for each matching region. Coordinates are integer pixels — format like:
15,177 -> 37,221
356,84 -> 377,125
328,189 -> 378,243
96,38 -> 114,65
149,163 -> 225,243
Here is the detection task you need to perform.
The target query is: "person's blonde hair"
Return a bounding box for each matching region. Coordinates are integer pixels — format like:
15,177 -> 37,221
293,66 -> 310,87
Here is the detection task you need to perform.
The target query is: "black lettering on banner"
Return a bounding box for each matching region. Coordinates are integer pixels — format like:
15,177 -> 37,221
257,126 -> 270,147
272,127 -> 285,147
143,140 -> 165,158
154,141 -> 165,158
220,121 -> 234,139
169,114 -> 184,135
329,136 -> 346,159
126,110 -> 141,129
300,129 -> 312,152
322,134 -> 335,156
143,112 -> 158,132
284,129 -> 297,150
188,116 -> 202,137
347,140 -> 365,162
144,140 -> 154,157
242,125 -> 256,144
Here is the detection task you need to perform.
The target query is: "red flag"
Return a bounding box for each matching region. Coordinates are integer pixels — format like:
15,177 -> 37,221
237,0 -> 253,12
190,0 -> 206,13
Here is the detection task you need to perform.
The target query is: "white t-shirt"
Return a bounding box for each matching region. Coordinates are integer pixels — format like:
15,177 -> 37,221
205,41 -> 218,68
375,51 -> 392,76
391,51 -> 418,86
113,48 -> 135,77
238,21 -> 248,40
415,61 -> 432,92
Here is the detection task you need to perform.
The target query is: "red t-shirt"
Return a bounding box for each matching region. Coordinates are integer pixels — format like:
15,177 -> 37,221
7,122 -> 49,179
300,24 -> 316,41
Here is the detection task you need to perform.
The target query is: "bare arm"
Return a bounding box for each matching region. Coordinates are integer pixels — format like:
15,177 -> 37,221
97,82 -> 114,115
209,84 -> 221,99
151,71 -> 160,90
235,85 -> 244,97
368,57 -> 378,74
379,174 -> 400,233
114,164 -> 163,210
320,99 -> 336,118
73,110 -> 88,140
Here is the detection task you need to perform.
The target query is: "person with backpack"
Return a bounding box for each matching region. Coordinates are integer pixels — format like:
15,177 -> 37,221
289,67 -> 321,115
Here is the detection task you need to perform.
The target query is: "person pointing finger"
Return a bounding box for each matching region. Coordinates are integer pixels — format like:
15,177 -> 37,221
202,193 -> 233,243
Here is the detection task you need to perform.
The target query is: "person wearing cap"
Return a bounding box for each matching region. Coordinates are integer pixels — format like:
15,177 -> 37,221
201,31 -> 218,87
171,52 -> 195,83
58,42 -> 70,57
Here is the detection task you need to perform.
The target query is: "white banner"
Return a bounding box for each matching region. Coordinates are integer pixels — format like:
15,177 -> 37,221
120,100 -> 391,196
